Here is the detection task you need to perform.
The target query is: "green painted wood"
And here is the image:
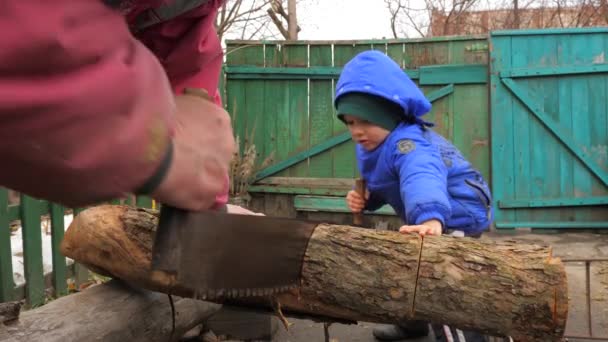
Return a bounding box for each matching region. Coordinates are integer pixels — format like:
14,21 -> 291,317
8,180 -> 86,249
386,43 -> 405,68
224,66 -> 420,80
254,132 -> 352,182
242,45 -> 266,170
225,65 -> 489,84
0,189 -> 14,301
249,186 -> 348,196
495,221 -> 608,229
308,44 -> 335,178
499,197 -> 608,208
283,45 -> 310,177
502,78 -> 608,186
419,64 -> 487,84
20,194 -> 45,307
135,196 -> 153,208
491,31 -> 608,229
253,84 -> 458,183
294,195 -> 396,215
490,34 -> 515,227
426,84 -> 454,102
272,51 -> 293,179
501,64 -> 608,78
226,35 -> 488,46
8,201 -> 49,223
452,84 -> 491,182
491,27 -> 608,36
50,203 -> 67,298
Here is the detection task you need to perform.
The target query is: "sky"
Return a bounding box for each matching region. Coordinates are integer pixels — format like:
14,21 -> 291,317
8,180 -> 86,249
296,0 -> 405,40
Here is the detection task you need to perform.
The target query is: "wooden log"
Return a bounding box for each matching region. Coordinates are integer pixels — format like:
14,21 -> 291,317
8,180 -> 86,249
2,279 -> 221,342
59,205 -> 568,341
0,301 -> 22,324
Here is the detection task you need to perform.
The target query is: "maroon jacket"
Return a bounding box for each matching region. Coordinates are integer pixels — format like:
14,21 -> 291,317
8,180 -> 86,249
0,0 -> 228,207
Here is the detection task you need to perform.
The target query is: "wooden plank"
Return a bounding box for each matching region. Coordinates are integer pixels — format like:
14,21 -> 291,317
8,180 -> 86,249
226,43 -> 253,159
0,188 -> 14,302
489,35 -> 517,228
50,203 -> 67,298
272,45 -> 292,178
253,133 -> 351,182
293,195 -> 396,216
256,177 -> 354,188
590,261 -> 608,338
564,262 -> 590,337
243,44 -> 266,169
527,34 -> 553,224
135,196 -> 153,209
308,44 -> 335,178
502,78 -> 608,187
495,221 -> 608,229
20,195 -> 45,307
452,84 -> 490,182
248,186 -> 348,196
226,35 -> 489,45
386,42 -> 405,68
500,64 -> 608,78
283,44 -> 309,177
419,64 -> 487,85
556,35 -> 577,224
498,196 -> 608,208
510,35 -> 532,225
491,27 -> 608,36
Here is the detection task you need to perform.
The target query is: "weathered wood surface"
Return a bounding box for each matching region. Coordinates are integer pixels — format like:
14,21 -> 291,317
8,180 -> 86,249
59,205 -> 568,341
1,280 -> 221,342
0,301 -> 22,324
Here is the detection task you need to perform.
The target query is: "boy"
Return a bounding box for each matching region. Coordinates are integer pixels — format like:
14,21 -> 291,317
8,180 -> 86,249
337,50 -> 494,341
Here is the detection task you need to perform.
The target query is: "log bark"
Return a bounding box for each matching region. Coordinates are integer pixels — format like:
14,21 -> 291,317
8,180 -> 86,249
2,279 -> 221,342
58,205 -> 568,341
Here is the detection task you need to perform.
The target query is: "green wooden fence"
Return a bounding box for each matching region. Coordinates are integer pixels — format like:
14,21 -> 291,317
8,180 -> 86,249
223,30 -> 607,228
223,36 -> 491,217
0,188 -> 153,307
490,28 -> 608,229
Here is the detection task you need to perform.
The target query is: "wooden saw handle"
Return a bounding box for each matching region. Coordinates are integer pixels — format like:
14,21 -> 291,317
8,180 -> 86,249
353,178 -> 366,226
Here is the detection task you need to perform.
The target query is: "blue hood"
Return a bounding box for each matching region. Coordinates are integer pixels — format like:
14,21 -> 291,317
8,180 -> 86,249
334,50 -> 432,119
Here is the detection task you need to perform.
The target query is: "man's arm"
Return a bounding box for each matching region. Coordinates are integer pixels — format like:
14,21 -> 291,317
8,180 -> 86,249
0,1 -> 176,206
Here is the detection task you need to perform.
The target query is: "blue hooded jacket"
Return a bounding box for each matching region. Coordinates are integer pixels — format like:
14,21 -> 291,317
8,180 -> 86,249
335,51 -> 493,235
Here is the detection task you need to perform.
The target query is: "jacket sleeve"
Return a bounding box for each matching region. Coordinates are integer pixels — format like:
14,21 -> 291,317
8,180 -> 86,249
391,135 -> 452,227
0,1 -> 176,207
134,0 -> 229,207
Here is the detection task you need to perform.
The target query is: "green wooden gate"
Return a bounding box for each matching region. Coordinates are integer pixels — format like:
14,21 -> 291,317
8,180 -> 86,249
223,37 -> 490,214
490,28 -> 608,229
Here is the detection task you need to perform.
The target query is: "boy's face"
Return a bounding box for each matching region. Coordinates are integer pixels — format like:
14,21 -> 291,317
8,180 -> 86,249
342,114 -> 390,151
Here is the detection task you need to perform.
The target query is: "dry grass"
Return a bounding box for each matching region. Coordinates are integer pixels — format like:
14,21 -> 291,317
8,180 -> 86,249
229,124 -> 274,203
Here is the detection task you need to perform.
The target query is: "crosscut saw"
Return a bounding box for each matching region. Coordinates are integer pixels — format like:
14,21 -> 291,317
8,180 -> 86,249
151,205 -> 317,300
150,88 -> 318,300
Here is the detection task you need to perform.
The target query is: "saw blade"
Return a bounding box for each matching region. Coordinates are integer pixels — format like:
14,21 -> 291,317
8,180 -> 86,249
173,210 -> 318,300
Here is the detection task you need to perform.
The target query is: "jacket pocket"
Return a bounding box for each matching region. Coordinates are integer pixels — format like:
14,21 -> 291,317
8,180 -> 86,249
464,178 -> 492,220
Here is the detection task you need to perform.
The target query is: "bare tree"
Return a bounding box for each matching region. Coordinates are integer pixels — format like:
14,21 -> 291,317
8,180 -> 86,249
216,0 -> 276,41
266,0 -> 301,39
216,0 -> 302,41
385,0 -> 608,38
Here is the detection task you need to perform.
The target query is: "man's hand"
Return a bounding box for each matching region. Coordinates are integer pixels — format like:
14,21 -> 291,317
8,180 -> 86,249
399,219 -> 443,237
152,92 -> 235,211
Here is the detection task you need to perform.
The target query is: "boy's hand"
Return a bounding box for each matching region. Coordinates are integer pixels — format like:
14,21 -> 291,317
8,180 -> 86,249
399,219 -> 443,236
346,189 -> 368,213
